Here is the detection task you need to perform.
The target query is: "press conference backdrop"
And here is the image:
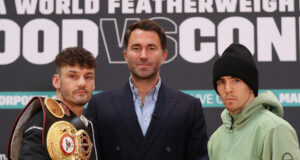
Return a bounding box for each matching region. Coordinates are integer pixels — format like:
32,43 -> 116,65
1,0 -> 300,155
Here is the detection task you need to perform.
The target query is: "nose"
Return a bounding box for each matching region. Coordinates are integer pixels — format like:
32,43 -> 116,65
224,82 -> 232,93
77,76 -> 86,87
140,48 -> 147,59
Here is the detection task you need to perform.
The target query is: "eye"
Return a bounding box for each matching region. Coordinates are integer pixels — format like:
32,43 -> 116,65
85,75 -> 94,80
149,47 -> 155,50
233,78 -> 240,83
70,75 -> 76,79
148,45 -> 157,51
132,47 -> 140,51
216,80 -> 224,86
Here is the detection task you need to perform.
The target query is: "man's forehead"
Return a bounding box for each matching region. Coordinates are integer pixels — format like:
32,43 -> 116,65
129,29 -> 160,41
132,28 -> 157,35
60,65 -> 95,73
127,29 -> 162,47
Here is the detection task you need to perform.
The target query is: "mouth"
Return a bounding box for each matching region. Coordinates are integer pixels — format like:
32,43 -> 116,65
138,63 -> 150,67
74,89 -> 88,94
225,98 -> 236,103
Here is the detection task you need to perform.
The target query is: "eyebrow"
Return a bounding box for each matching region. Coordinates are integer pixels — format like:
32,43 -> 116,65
219,77 -> 233,80
67,70 -> 94,75
86,72 -> 95,75
67,70 -> 78,74
147,44 -> 157,47
130,43 -> 158,47
131,43 -> 141,47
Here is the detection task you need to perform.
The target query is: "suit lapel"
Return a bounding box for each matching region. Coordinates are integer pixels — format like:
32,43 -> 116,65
112,83 -> 144,148
142,84 -> 177,152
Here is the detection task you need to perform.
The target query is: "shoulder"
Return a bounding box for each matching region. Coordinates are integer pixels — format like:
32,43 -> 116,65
163,86 -> 198,101
257,109 -> 289,126
162,87 -> 202,112
23,109 -> 44,135
89,88 -> 125,106
209,125 -> 225,141
92,82 -> 129,99
162,87 -> 204,117
208,125 -> 226,151
254,109 -> 296,134
86,85 -> 128,112
20,109 -> 50,159
255,110 -> 300,159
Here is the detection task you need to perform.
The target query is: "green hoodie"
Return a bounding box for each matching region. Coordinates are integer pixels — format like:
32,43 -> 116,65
208,91 -> 300,160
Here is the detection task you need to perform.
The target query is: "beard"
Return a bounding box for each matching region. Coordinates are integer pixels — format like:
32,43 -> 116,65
71,96 -> 89,106
130,66 -> 159,81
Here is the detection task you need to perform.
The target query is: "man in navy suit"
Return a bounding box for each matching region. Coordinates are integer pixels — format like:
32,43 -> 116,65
85,19 -> 208,160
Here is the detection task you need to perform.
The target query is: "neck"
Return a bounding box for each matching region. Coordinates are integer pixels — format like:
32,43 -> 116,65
131,76 -> 159,94
66,104 -> 83,117
56,91 -> 83,117
131,75 -> 159,105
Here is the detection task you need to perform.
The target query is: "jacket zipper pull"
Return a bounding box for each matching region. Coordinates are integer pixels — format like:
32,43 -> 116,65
229,116 -> 234,130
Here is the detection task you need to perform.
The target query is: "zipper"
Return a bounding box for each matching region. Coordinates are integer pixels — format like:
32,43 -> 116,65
229,115 -> 234,130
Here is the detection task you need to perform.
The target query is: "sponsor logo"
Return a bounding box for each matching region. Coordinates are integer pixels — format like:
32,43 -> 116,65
282,152 -> 293,160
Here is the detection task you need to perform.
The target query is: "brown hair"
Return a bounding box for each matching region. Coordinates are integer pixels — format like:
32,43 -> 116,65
123,19 -> 167,51
55,47 -> 97,74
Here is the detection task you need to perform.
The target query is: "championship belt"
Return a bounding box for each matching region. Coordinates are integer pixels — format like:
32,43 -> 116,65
45,98 -> 93,160
47,121 -> 93,160
7,96 -> 95,160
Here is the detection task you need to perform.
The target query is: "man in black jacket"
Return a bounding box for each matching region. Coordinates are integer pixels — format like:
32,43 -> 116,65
8,47 -> 98,160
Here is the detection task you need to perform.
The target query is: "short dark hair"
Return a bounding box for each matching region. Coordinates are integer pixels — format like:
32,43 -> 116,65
55,47 -> 97,74
123,19 -> 167,51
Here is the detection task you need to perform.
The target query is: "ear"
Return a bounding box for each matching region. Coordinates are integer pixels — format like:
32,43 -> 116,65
161,50 -> 168,63
52,74 -> 60,90
123,50 -> 128,62
92,83 -> 95,92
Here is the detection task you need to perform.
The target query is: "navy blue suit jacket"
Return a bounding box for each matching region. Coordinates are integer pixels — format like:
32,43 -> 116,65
85,82 -> 208,160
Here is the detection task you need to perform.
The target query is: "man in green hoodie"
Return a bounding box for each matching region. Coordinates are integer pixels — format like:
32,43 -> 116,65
208,43 -> 300,160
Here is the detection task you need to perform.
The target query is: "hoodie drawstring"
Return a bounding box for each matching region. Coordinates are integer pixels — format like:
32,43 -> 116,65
230,116 -> 234,130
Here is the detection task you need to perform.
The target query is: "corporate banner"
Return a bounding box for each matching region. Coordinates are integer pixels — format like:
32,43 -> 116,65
1,0 -> 300,155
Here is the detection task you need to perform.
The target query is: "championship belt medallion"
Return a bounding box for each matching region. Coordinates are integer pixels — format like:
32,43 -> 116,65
47,121 -> 77,159
47,121 -> 93,160
44,98 -> 64,118
75,130 -> 93,159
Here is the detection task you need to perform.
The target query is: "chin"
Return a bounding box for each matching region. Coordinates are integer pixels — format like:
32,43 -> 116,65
226,106 -> 237,112
75,102 -> 88,106
74,99 -> 88,105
